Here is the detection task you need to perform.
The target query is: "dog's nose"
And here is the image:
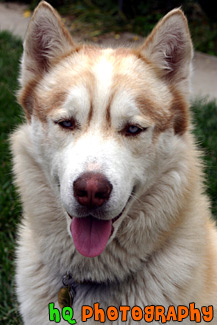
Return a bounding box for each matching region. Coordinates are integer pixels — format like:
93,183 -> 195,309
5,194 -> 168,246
73,172 -> 113,208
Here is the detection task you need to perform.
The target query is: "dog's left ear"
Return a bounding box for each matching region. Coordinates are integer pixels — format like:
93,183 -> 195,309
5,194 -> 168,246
20,1 -> 75,86
139,9 -> 193,94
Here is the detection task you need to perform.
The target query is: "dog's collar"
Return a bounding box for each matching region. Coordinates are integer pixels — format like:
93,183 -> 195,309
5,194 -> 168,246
58,273 -> 78,309
58,273 -> 101,309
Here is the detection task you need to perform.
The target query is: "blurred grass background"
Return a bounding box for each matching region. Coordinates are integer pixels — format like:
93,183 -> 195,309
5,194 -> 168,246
1,0 -> 217,55
0,0 -> 217,323
0,32 -> 23,324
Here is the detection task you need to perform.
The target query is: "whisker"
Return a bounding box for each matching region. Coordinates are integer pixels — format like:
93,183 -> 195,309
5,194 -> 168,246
129,192 -> 144,205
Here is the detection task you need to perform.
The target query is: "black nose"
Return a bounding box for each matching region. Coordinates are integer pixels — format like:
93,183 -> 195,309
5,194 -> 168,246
73,172 -> 113,208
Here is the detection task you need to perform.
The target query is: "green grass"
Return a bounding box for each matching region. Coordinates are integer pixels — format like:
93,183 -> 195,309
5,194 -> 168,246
0,31 -> 217,324
0,31 -> 23,325
191,99 -> 217,217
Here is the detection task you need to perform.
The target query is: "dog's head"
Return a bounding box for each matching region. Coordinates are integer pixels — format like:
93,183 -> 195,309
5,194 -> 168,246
18,1 -> 193,258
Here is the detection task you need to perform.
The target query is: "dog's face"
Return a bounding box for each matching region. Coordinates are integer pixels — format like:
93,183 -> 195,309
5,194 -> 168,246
19,1 -> 192,257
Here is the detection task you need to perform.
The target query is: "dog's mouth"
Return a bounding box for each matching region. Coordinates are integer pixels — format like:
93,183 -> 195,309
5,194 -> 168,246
68,189 -> 135,258
68,211 -> 123,258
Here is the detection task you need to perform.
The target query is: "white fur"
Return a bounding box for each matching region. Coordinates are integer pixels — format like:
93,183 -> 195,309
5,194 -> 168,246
12,2 -> 217,324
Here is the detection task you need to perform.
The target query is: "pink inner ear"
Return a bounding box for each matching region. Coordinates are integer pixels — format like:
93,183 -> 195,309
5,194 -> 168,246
141,10 -> 192,83
30,21 -> 52,73
24,3 -> 74,75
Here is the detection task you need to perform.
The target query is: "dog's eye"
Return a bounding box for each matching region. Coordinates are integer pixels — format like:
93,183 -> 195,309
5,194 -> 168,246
56,119 -> 75,130
124,125 -> 147,136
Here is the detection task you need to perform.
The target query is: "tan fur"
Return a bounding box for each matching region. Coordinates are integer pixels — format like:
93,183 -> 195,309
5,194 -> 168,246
12,2 -> 217,324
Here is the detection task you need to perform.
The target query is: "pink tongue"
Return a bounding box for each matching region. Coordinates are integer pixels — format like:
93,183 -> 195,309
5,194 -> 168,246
70,216 -> 112,257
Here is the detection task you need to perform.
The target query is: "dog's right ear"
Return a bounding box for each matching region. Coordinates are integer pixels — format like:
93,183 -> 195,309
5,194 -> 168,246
20,1 -> 75,86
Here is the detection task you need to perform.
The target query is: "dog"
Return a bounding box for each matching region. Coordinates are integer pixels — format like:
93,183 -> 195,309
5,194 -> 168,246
11,1 -> 217,324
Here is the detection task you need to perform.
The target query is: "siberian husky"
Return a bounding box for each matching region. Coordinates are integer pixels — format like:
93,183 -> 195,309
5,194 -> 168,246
11,1 -> 217,324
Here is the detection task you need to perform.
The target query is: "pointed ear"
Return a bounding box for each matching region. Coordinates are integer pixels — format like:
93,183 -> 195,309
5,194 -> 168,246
139,9 -> 193,92
20,1 -> 75,85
